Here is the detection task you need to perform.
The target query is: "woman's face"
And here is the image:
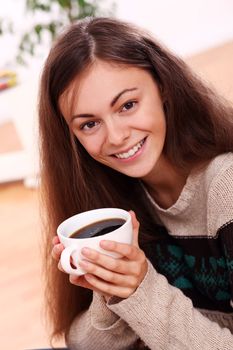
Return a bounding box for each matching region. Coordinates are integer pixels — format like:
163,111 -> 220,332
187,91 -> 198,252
60,60 -> 166,180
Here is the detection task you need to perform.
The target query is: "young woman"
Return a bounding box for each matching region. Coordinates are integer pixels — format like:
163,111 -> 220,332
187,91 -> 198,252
39,17 -> 233,349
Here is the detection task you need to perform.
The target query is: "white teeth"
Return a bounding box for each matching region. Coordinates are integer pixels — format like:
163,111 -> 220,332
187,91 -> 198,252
115,139 -> 145,159
128,149 -> 135,156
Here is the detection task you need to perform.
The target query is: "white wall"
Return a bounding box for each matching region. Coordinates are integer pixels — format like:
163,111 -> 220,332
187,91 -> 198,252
0,0 -> 25,67
115,0 -> 233,56
1,0 -> 233,66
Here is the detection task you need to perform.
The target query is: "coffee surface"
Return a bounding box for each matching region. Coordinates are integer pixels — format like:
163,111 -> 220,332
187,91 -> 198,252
69,218 -> 126,239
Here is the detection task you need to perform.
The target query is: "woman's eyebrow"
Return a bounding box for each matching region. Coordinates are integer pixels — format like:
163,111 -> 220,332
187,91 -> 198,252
110,87 -> 138,107
71,87 -> 138,122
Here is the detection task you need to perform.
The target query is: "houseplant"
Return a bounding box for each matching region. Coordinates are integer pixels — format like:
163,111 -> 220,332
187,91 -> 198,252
0,0 -> 115,65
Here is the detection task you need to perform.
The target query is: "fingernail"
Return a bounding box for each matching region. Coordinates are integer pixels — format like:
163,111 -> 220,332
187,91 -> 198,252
84,274 -> 92,281
82,247 -> 91,255
100,240 -> 111,248
80,260 -> 89,267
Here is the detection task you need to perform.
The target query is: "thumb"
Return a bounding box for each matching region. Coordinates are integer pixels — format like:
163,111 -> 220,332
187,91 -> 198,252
129,210 -> 140,247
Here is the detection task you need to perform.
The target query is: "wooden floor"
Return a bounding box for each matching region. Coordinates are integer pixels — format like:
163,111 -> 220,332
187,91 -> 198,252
0,182 -> 65,349
0,40 -> 233,350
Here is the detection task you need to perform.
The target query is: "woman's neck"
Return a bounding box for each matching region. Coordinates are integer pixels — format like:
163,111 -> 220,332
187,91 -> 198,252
141,156 -> 190,209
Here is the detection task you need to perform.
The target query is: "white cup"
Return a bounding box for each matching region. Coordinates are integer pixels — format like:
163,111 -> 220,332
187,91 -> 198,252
57,208 -> 133,276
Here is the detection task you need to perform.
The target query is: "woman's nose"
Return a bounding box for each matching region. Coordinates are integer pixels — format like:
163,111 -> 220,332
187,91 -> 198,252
106,119 -> 130,145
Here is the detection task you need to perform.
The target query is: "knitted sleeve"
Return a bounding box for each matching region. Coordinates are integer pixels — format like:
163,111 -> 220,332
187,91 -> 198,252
108,260 -> 233,350
219,222 -> 233,308
207,156 -> 233,235
66,292 -> 138,350
208,158 -> 233,307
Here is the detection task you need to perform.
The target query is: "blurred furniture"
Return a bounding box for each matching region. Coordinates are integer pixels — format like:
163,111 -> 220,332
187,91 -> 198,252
0,70 -> 39,186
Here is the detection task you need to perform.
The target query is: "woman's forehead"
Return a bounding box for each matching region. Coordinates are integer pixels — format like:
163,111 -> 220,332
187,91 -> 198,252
68,61 -> 153,96
59,60 -> 155,118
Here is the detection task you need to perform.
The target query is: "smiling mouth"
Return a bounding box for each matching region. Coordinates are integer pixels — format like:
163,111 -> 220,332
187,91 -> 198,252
114,137 -> 146,159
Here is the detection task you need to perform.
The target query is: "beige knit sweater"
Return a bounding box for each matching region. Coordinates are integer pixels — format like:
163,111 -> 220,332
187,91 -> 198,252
67,153 -> 233,350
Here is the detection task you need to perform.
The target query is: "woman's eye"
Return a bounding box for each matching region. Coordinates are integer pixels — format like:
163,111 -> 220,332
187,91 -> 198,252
81,121 -> 99,131
121,101 -> 137,112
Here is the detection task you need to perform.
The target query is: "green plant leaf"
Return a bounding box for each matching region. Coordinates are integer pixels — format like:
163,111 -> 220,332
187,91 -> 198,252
57,0 -> 71,8
77,0 -> 86,7
26,0 -> 51,12
2,0 -> 116,65
34,24 -> 42,42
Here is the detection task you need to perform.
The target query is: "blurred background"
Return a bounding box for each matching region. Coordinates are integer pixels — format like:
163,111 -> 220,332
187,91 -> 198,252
0,1 -> 233,349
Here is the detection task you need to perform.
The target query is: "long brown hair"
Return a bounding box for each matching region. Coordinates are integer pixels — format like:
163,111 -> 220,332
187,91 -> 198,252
39,17 -> 233,343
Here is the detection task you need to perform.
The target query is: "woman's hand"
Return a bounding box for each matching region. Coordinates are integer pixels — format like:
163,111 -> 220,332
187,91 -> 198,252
51,211 -> 148,300
71,211 -> 148,300
51,235 -> 64,262
51,236 -> 106,296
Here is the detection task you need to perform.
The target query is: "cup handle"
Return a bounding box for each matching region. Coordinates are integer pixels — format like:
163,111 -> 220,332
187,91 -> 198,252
60,246 -> 84,276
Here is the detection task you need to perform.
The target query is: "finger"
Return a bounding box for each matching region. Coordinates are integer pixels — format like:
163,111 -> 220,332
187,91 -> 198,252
79,259 -> 138,288
52,243 -> 64,260
99,240 -> 144,261
81,246 -> 141,275
52,235 -> 60,245
129,210 -> 140,247
84,273 -> 133,299
83,246 -> 146,276
69,274 -> 90,288
69,274 -> 112,299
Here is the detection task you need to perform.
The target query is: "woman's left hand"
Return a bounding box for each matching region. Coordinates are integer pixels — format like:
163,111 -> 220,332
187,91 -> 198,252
70,211 -> 148,300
